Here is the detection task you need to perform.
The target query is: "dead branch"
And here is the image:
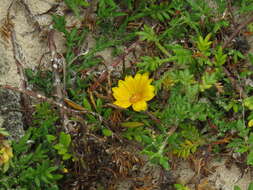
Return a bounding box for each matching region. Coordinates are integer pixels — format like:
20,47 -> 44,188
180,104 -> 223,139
221,14 -> 253,99
227,0 -> 236,27
0,84 -> 104,122
222,14 -> 253,49
223,67 -> 247,98
48,30 -> 69,132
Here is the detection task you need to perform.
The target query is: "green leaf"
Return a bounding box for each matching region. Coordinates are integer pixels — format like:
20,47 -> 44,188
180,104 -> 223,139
58,148 -> 67,155
174,184 -> 190,190
249,53 -> 253,65
35,177 -> 40,187
136,25 -> 158,42
196,33 -> 212,57
102,128 -> 113,137
214,46 -> 227,66
53,144 -> 64,150
52,15 -> 67,34
83,97 -> 92,111
59,132 -> 71,147
244,96 -> 253,110
121,122 -> 144,128
64,0 -> 89,17
247,150 -> 253,165
62,153 -> 72,160
168,44 -> 193,65
159,156 -> 170,170
46,135 -> 56,142
248,182 -> 253,190
0,128 -> 9,136
137,56 -> 173,72
234,185 -> 241,190
200,72 -> 218,91
96,98 -> 103,113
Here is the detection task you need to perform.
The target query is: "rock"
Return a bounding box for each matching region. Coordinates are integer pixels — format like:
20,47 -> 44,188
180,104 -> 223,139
0,42 -> 10,76
0,89 -> 24,140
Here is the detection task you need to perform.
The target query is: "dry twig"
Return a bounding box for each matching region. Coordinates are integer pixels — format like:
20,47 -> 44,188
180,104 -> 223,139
222,15 -> 253,49
0,84 -> 104,122
48,30 -> 68,131
221,14 -> 253,99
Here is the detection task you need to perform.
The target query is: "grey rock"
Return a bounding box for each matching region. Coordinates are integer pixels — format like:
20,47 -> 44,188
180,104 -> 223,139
0,43 -> 10,76
0,89 -> 24,140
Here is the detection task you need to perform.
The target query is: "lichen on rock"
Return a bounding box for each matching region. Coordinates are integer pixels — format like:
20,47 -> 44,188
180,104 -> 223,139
0,41 -> 10,76
0,89 -> 24,140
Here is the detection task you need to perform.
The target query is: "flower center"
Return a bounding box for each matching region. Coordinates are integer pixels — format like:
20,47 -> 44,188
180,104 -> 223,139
129,93 -> 142,103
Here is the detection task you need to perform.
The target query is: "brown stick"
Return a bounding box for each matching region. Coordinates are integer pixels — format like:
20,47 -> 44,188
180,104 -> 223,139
227,0 -> 236,27
223,67 -> 246,98
221,13 -> 253,99
0,84 -> 103,121
222,14 -> 253,49
48,30 -> 69,132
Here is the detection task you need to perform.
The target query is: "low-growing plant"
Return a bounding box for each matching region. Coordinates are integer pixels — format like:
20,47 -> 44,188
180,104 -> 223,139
0,103 -> 64,189
234,182 -> 253,190
3,0 -> 253,188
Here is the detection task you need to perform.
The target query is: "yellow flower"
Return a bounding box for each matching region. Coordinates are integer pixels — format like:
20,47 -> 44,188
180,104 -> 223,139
0,142 -> 13,165
62,168 -> 69,173
112,73 -> 155,111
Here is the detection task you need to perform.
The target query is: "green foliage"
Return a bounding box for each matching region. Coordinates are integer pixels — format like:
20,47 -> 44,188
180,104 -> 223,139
244,96 -> 253,110
25,69 -> 54,96
167,44 -> 193,66
137,25 -> 158,43
141,134 -> 174,170
102,128 -> 113,137
227,120 -> 253,166
97,0 -> 126,20
131,0 -> 253,170
19,0 -> 253,179
200,71 -> 218,92
53,132 -> 72,160
174,184 -> 190,190
0,103 -> 63,189
64,0 -> 89,17
137,56 -> 172,72
143,2 -> 172,22
123,126 -> 150,142
52,15 -> 88,66
196,33 -> 212,65
235,0 -> 253,14
196,33 -> 212,56
214,46 -> 227,66
172,126 -> 204,159
234,182 -> 253,190
0,127 -> 9,137
173,139 -> 199,158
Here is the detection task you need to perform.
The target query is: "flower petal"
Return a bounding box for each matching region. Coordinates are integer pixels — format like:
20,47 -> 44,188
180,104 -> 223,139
112,73 -> 155,112
112,86 -> 131,101
132,101 -> 147,111
124,76 -> 136,92
114,100 -> 131,108
143,85 -> 155,101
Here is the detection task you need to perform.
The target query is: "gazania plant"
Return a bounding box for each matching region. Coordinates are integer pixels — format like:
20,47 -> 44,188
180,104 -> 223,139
112,73 -> 155,111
